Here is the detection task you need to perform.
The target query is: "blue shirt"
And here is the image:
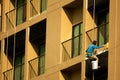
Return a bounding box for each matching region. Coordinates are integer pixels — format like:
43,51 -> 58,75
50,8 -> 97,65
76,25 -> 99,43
86,44 -> 102,53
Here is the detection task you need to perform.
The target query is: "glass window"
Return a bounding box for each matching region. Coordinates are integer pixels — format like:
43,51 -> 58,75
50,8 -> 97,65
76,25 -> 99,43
14,53 -> 24,80
97,11 -> 109,45
39,43 -> 45,75
41,0 -> 47,12
72,23 -> 83,58
16,0 -> 26,25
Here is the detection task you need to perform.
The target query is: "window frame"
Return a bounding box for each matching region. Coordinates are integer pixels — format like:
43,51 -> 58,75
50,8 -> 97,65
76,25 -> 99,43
40,0 -> 47,13
14,51 -> 25,80
38,42 -> 45,75
16,0 -> 26,26
72,22 -> 83,58
97,9 -> 109,45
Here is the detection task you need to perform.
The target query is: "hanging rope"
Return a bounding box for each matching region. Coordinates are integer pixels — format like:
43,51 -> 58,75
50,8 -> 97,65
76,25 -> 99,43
12,0 -> 17,79
92,1 -> 96,79
92,0 -> 96,41
5,32 -> 9,79
13,27 -> 16,79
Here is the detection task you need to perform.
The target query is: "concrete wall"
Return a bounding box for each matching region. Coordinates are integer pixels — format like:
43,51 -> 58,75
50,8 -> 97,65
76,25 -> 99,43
109,0 -> 120,80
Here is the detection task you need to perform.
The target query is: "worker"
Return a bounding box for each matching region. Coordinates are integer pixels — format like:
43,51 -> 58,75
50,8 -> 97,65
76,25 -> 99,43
86,40 -> 103,62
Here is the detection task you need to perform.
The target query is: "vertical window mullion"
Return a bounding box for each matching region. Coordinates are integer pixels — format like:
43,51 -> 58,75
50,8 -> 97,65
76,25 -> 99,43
78,25 -> 80,55
41,0 -> 47,12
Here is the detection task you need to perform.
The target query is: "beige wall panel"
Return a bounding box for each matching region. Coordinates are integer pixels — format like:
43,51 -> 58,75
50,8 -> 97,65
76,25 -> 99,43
109,0 -> 120,80
46,71 -> 60,80
46,9 -> 61,69
85,10 -> 96,31
116,44 -> 120,80
28,42 -> 38,61
115,0 -> 120,79
48,0 -> 60,7
61,9 -> 72,61
2,52 -> 13,72
116,0 -> 120,42
31,74 -> 46,80
108,0 -> 116,79
61,9 -> 72,42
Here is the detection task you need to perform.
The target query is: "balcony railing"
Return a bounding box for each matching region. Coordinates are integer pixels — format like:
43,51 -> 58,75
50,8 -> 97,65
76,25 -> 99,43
6,3 -> 26,30
3,63 -> 24,80
86,22 -> 109,45
29,55 -> 45,79
30,0 -> 40,18
62,35 -> 82,62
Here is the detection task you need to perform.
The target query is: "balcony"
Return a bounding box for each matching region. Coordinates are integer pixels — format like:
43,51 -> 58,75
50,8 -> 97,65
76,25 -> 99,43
3,63 -> 24,80
30,0 -> 47,18
6,3 -> 26,30
30,0 -> 40,18
62,35 -> 82,62
86,22 -> 109,45
29,55 -> 45,79
3,30 -> 25,80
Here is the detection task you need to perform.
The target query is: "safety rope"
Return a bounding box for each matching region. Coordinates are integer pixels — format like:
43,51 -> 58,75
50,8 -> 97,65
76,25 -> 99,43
92,0 -> 96,41
92,1 -> 96,79
12,0 -> 17,79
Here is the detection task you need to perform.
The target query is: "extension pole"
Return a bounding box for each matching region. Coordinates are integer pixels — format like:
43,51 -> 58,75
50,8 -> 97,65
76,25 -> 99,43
93,70 -> 94,80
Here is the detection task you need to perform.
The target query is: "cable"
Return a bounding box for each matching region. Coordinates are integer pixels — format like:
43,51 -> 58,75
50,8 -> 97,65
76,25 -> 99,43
93,70 -> 94,80
12,0 -> 17,79
92,0 -> 96,41
5,32 -> 9,79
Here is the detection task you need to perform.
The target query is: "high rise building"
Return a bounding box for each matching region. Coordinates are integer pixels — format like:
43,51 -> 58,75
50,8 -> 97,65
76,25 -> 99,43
0,0 -> 120,80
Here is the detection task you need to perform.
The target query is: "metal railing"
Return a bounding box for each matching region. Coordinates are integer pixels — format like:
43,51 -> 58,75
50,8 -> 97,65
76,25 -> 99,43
6,3 -> 26,30
3,63 -> 24,80
62,35 -> 82,62
86,22 -> 109,45
29,55 -> 45,79
30,0 -> 40,17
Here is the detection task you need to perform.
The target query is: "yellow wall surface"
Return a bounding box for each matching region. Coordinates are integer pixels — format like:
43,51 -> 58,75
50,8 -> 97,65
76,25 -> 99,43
109,0 -> 120,80
46,9 -> 61,69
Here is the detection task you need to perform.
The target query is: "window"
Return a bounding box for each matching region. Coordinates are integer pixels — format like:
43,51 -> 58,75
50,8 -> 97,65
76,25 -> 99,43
14,53 -> 24,80
16,0 -> 26,25
72,23 -> 83,58
41,0 -> 47,12
97,10 -> 109,45
38,43 -> 45,75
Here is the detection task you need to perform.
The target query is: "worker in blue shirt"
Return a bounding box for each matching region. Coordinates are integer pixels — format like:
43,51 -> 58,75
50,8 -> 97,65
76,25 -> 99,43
86,40 -> 103,61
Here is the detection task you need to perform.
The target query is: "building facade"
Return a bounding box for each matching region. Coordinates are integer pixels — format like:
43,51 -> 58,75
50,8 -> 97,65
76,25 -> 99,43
0,0 -> 120,80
